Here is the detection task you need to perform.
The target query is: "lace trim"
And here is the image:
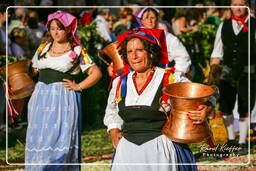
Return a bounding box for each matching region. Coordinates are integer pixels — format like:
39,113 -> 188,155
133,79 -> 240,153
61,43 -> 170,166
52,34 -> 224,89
25,145 -> 79,152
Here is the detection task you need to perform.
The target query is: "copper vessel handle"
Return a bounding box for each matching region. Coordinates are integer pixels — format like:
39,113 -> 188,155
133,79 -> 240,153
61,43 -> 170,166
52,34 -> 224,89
210,85 -> 219,96
159,96 -> 171,120
97,52 -> 110,66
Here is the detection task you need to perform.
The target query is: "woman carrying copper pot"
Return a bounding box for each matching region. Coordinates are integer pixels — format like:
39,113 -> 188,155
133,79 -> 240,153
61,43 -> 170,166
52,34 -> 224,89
104,28 -> 214,171
25,11 -> 102,170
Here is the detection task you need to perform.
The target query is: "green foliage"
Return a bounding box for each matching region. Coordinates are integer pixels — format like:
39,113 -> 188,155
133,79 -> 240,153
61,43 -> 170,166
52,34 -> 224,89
81,128 -> 113,157
0,56 -> 29,67
77,22 -> 109,57
178,23 -> 217,83
179,22 -> 217,60
77,23 -> 111,128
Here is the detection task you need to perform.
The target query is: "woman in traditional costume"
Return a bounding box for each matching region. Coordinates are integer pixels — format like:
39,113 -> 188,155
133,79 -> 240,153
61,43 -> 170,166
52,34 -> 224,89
25,10 -> 102,171
104,28 -> 214,171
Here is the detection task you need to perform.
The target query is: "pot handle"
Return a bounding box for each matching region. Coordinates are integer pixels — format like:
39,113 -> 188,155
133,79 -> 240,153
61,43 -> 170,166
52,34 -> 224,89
210,85 -> 220,97
159,96 -> 171,120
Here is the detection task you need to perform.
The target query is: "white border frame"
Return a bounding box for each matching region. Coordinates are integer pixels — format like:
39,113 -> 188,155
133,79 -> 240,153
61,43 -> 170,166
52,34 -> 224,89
4,5 -> 252,167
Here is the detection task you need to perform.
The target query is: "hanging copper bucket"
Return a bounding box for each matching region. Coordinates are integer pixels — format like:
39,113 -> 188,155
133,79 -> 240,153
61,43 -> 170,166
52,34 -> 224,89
161,82 -> 214,144
102,41 -> 124,74
0,60 -> 35,99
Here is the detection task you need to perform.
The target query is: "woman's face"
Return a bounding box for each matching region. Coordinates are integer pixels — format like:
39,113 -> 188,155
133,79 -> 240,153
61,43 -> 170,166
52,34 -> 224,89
126,38 -> 151,73
141,10 -> 158,29
49,20 -> 69,43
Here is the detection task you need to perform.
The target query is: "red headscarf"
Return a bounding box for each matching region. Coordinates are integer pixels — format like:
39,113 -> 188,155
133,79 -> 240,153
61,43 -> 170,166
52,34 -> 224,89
116,28 -> 174,103
117,28 -> 169,66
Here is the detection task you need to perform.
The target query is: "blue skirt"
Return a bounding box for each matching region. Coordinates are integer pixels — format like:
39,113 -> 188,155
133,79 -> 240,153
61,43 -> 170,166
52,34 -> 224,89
25,82 -> 81,171
172,142 -> 197,171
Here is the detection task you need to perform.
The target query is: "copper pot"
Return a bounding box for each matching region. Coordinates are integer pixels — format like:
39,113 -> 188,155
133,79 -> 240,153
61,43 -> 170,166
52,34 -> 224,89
102,41 -> 124,74
161,82 -> 214,144
1,60 -> 35,99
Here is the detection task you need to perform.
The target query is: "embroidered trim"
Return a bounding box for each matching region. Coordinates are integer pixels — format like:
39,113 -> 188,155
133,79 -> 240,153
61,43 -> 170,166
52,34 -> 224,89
25,145 -> 79,152
37,42 -> 48,56
81,48 -> 93,64
114,74 -> 128,103
162,67 -> 175,102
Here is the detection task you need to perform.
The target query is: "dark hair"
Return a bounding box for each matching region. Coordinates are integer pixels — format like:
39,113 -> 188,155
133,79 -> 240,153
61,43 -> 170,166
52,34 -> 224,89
10,27 -> 26,42
97,8 -> 110,15
26,10 -> 39,29
119,37 -> 161,66
39,19 -> 74,60
0,4 -> 7,14
173,8 -> 188,20
120,8 -> 133,19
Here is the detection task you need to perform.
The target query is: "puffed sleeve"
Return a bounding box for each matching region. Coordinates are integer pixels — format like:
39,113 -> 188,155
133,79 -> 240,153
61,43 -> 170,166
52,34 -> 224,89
211,22 -> 224,59
31,43 -> 49,69
104,77 -> 124,132
166,32 -> 191,73
31,50 -> 39,69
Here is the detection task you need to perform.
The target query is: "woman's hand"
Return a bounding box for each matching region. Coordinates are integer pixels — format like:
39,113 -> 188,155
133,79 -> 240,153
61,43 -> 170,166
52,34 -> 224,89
187,105 -> 212,124
62,79 -> 82,91
109,128 -> 123,149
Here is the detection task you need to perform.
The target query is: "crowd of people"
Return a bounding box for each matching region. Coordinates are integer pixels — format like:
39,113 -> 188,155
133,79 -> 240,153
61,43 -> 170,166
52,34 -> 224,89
0,0 -> 255,170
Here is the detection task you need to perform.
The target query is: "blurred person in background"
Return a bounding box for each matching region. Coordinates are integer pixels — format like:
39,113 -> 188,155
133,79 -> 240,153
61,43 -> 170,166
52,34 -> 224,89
127,0 -> 143,29
25,10 -> 47,48
135,7 -> 191,79
14,0 -> 37,6
93,8 -> 112,42
80,8 -> 96,26
113,8 -> 133,36
107,13 -> 118,42
204,0 -> 222,26
0,4 -> 9,55
171,8 -> 200,36
9,8 -> 37,58
0,4 -> 7,131
209,0 -> 256,155
219,8 -> 232,21
9,27 -> 26,57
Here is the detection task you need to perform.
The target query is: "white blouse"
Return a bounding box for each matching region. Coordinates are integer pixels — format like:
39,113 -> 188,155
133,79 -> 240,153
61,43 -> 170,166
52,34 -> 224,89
32,43 -> 95,73
104,67 -> 190,132
165,31 -> 191,74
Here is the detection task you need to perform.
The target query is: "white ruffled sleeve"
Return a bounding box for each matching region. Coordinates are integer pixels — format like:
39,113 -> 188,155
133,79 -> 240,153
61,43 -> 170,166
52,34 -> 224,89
31,51 -> 39,69
211,22 -> 224,59
166,32 -> 191,73
104,77 -> 124,132
31,43 -> 51,69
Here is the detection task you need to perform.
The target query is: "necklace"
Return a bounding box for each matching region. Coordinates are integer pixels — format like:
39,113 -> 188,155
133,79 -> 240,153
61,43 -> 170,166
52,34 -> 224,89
51,42 -> 70,55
